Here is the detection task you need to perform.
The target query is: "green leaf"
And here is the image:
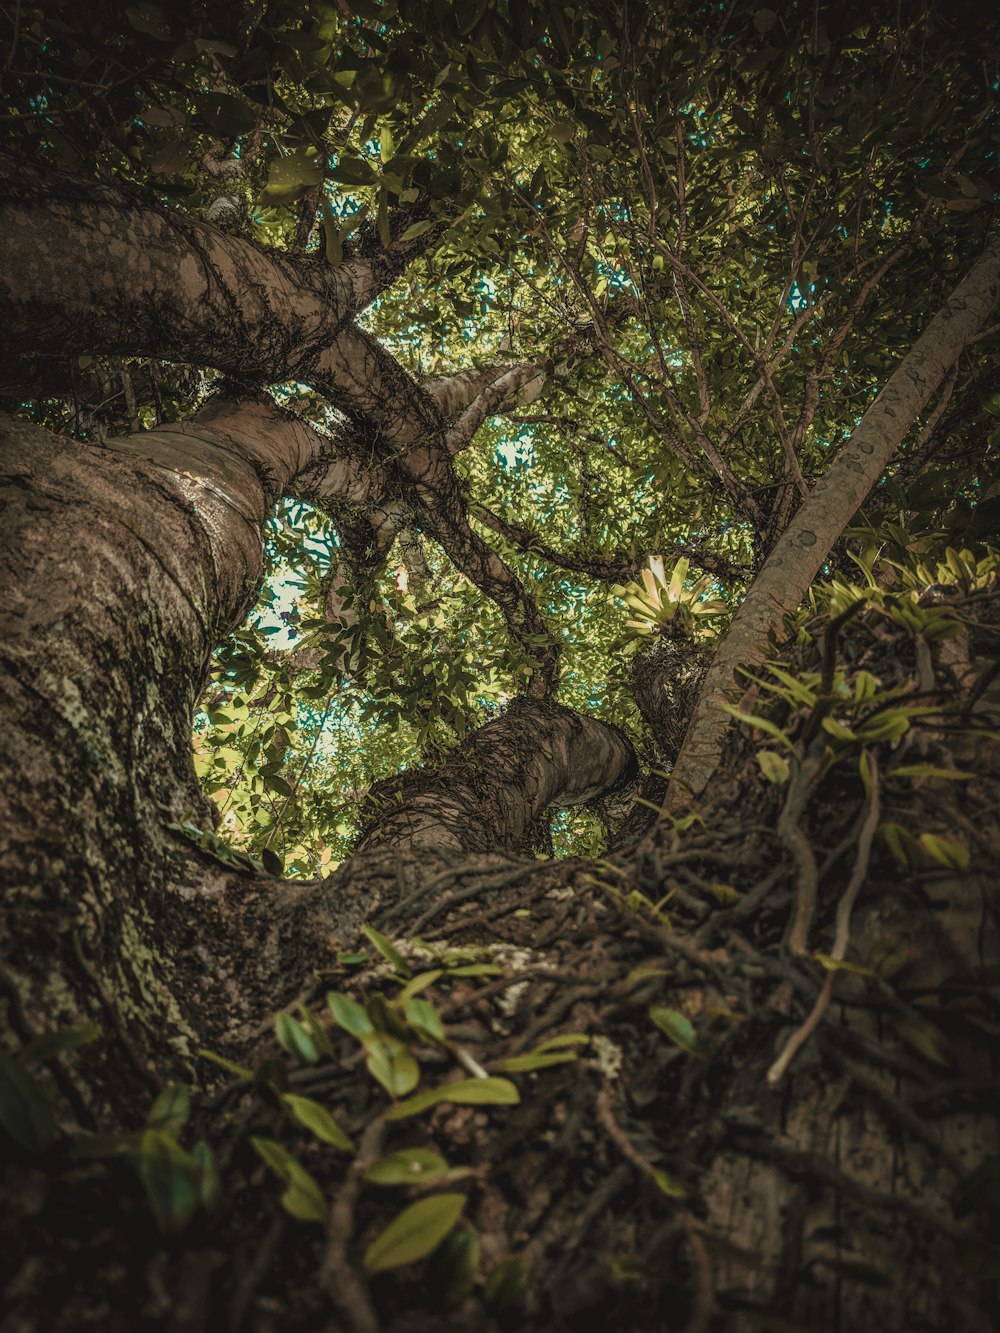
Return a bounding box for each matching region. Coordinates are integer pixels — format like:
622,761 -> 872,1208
281,1094 -> 354,1151
720,705 -> 793,749
533,1033 -> 590,1051
757,751 -> 789,784
917,833 -> 970,870
327,991 -> 374,1037
193,1140 -> 221,1211
396,970 -> 444,1002
363,1193 -> 466,1273
362,1032 -> 420,1097
330,156 -> 378,187
891,764 -> 975,781
652,1167 -> 687,1198
814,954 -> 874,977
498,1051 -> 579,1073
398,218 -> 435,242
363,1147 -> 451,1186
385,1076 -> 520,1121
193,92 -> 256,137
425,1226 -> 481,1310
361,924 -> 411,977
404,997 -> 445,1042
133,1129 -> 201,1234
0,1055 -> 56,1152
146,1083 -> 190,1135
275,1012 -> 319,1064
250,1136 -> 328,1223
197,1048 -> 253,1080
483,1254 -> 529,1312
260,847 -> 284,875
649,1006 -> 700,1056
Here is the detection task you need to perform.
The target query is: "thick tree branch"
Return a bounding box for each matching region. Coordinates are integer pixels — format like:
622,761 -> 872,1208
0,162 -> 434,388
358,699 -> 636,853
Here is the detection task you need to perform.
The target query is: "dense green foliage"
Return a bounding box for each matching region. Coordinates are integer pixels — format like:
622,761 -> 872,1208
5,0 -> 998,873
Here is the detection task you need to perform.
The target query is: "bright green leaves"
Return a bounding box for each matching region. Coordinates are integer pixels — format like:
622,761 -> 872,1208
363,1192 -> 466,1273
327,990 -> 374,1037
879,823 -> 971,872
757,750 -> 790,784
613,555 -> 726,642
251,1136 -> 328,1223
275,1012 -> 320,1064
134,1130 -> 220,1234
282,1095 -> 354,1152
361,924 -> 411,976
363,1033 -> 421,1098
385,1077 -> 519,1122
649,1006 -> 701,1057
364,1147 -> 451,1186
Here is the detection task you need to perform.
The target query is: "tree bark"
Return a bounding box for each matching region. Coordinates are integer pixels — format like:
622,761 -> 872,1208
0,403 -> 629,1108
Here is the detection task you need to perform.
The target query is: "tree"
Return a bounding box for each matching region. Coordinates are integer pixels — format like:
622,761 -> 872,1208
2,2 -> 999,1329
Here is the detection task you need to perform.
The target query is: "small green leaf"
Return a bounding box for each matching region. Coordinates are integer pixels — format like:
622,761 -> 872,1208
134,1129 -> 201,1234
446,964 -> 502,978
275,1013 -> 319,1065
397,971 -> 444,1002
425,1226 -> 481,1311
498,1051 -> 579,1073
361,925 -> 411,977
652,1167 -> 687,1198
404,997 -> 445,1042
757,751 -> 790,784
327,991 -> 374,1037
385,1077 -> 519,1122
362,1033 -> 420,1097
720,705 -> 793,749
250,1136 -> 327,1223
260,847 -> 284,876
193,92 -> 256,136
398,218 -> 435,242
146,1083 -> 190,1135
891,764 -> 975,781
197,1048 -> 253,1080
533,1033 -> 590,1051
917,833 -> 970,870
649,1006 -> 700,1056
363,1148 -> 451,1186
193,1140 -> 221,1212
814,954 -> 874,977
281,1094 -> 354,1151
483,1254 -> 529,1312
330,155 -> 378,187
363,1193 -> 466,1273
